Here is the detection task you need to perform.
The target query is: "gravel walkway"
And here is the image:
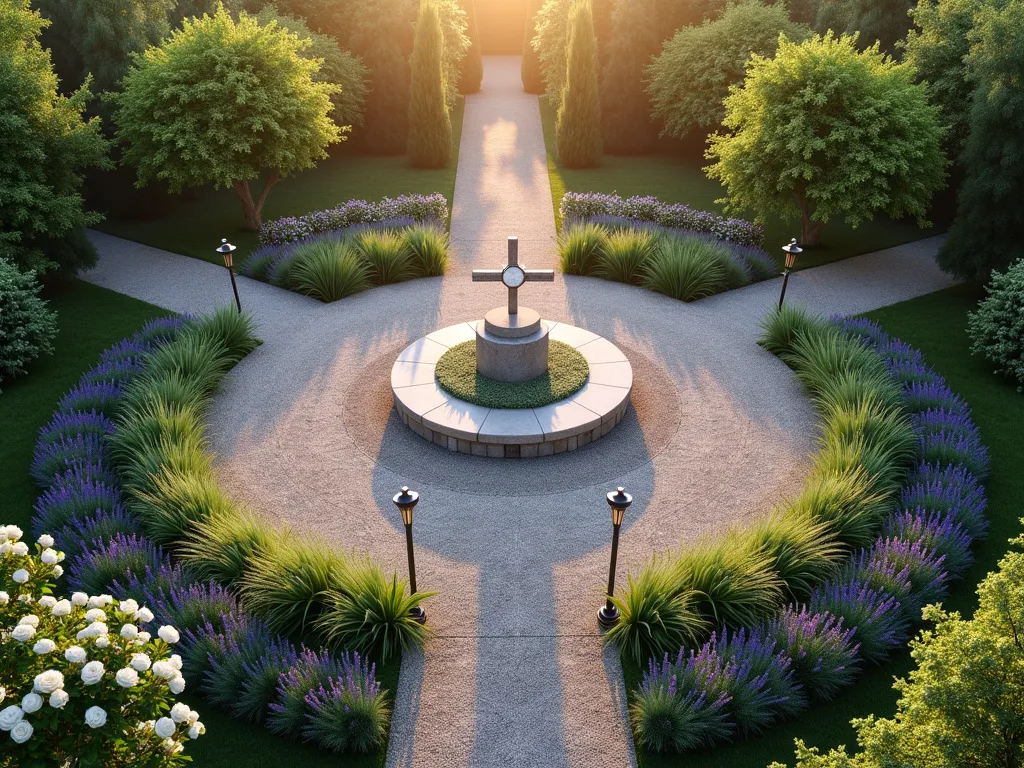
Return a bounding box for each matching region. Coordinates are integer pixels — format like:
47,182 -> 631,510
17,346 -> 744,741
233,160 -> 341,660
81,55 -> 956,768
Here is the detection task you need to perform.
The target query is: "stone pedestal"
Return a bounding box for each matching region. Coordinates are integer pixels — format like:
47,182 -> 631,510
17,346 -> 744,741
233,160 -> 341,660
475,306 -> 549,382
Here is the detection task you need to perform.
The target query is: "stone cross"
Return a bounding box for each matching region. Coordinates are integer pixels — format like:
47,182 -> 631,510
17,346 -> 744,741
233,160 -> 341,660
472,236 -> 554,315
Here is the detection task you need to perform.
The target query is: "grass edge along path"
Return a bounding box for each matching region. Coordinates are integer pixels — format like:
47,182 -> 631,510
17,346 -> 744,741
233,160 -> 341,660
629,283 -> 1023,768
539,96 -> 942,270
97,99 -> 466,265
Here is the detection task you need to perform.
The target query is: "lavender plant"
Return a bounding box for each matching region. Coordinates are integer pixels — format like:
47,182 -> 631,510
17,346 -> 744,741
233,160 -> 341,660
807,578 -> 909,663
763,607 -> 860,701
68,533 -> 167,596
302,653 -> 388,753
882,508 -> 974,577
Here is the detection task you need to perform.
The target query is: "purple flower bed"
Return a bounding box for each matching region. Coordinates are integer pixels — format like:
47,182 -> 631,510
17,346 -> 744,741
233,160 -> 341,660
29,313 -> 390,754
633,316 -> 990,752
258,193 -> 448,247
560,192 -> 763,247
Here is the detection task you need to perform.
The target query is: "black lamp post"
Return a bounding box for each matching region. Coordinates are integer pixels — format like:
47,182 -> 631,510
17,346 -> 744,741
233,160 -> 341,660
597,486 -> 633,628
392,486 -> 427,624
778,238 -> 802,310
216,239 -> 242,313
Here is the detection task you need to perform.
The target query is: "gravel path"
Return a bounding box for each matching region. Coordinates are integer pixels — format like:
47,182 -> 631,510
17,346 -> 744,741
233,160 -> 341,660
81,55 -> 956,768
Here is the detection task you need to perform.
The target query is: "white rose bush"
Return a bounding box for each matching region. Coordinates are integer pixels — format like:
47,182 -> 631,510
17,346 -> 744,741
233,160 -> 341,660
0,527 -> 202,766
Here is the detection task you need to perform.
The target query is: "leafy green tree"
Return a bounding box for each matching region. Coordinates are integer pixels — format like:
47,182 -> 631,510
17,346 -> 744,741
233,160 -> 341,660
937,0 -> 1024,282
648,0 -> 811,139
814,0 -> 915,55
556,0 -> 602,167
73,0 -> 173,95
706,33 -> 946,246
902,0 -> 998,158
112,6 -> 340,230
0,0 -> 110,275
522,0 -> 545,93
771,520 -> 1024,768
600,0 -> 659,154
0,258 -> 57,390
532,0 -> 573,98
459,0 -> 483,94
254,6 -> 369,131
408,0 -> 452,167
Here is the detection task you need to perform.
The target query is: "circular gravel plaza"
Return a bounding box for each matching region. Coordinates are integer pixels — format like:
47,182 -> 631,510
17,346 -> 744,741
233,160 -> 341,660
391,321 -> 633,458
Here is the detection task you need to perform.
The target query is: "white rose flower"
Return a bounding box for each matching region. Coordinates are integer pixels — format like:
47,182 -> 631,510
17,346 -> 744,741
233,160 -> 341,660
120,624 -> 138,639
154,717 -> 176,739
10,719 -> 32,744
17,594 -> 32,604
18,615 -> 39,627
0,592 -> 7,604
5,526 -> 22,541
32,670 -> 63,694
136,631 -> 151,644
80,661 -> 104,685
188,722 -> 205,740
118,598 -> 139,615
12,569 -> 29,584
51,565 -> 63,578
32,639 -> 55,655
130,653 -> 151,672
98,594 -> 113,606
168,675 -> 185,695
134,606 -> 155,623
164,738 -> 184,755
71,592 -> 88,607
86,595 -> 103,608
49,690 -> 69,709
0,543 -> 10,556
0,705 -> 23,731
115,668 -> 139,688
151,661 -> 175,680
94,636 -> 109,649
11,624 -> 35,642
84,608 -> 105,623
11,543 -> 29,557
40,549 -> 58,565
65,645 -> 87,663
186,709 -> 199,725
37,534 -> 54,548
37,596 -> 56,608
169,654 -> 182,671
157,625 -> 180,644
84,706 -> 107,729
20,693 -> 42,714
51,599 -> 71,617
170,703 -> 191,723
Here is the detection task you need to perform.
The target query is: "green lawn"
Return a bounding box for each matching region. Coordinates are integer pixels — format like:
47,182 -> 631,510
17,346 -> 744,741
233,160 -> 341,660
0,280 -> 169,534
540,98 -> 945,270
631,284 -> 1024,768
97,99 -> 465,265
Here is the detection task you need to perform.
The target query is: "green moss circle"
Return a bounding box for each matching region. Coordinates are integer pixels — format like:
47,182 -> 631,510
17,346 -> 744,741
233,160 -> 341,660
435,340 -> 589,409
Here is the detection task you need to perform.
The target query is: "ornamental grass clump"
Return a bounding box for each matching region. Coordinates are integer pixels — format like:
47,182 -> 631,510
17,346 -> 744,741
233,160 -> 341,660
759,305 -> 831,357
596,229 -> 658,285
558,221 -> 609,274
401,224 -> 449,276
316,560 -> 434,661
286,236 -> 370,302
787,467 -> 890,549
0,527 -> 203,763
762,606 -> 860,701
180,510 -> 278,586
133,466 -> 240,546
740,513 -> 845,601
641,236 -> 728,301
355,230 -> 416,286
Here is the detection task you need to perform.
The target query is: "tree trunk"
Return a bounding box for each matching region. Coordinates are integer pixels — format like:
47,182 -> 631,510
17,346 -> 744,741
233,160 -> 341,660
231,172 -> 280,231
795,191 -> 824,246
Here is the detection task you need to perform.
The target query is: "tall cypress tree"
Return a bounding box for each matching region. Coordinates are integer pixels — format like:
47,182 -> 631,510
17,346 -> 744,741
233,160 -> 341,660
937,0 -> 1024,283
408,0 -> 452,167
459,0 -> 483,93
599,0 -> 658,154
556,0 -> 602,167
522,0 -> 544,93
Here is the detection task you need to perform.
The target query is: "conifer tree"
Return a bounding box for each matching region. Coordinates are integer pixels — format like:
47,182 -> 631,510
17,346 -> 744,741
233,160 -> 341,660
522,0 -> 545,93
459,0 -> 483,93
599,0 -> 659,154
408,0 -> 452,167
556,0 -> 602,167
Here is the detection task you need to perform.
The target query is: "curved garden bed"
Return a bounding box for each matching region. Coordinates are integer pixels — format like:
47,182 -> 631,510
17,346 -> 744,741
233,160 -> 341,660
610,306 -> 989,754
29,309 -> 428,757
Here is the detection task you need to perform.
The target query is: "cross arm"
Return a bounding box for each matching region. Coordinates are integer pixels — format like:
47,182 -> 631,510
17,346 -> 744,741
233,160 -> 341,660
471,270 -> 504,282
523,270 -> 555,282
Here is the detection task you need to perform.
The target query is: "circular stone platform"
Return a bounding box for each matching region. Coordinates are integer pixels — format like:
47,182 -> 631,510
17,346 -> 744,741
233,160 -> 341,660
391,321 -> 633,458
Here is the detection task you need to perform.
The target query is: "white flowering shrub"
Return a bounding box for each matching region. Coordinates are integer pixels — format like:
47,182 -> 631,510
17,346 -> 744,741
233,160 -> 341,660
0,526 -> 204,765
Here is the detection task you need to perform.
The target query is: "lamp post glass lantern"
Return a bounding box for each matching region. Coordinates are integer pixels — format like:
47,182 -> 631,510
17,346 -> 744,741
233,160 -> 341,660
778,237 -> 802,310
393,486 -> 426,624
598,487 -> 632,627
216,238 -> 242,313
